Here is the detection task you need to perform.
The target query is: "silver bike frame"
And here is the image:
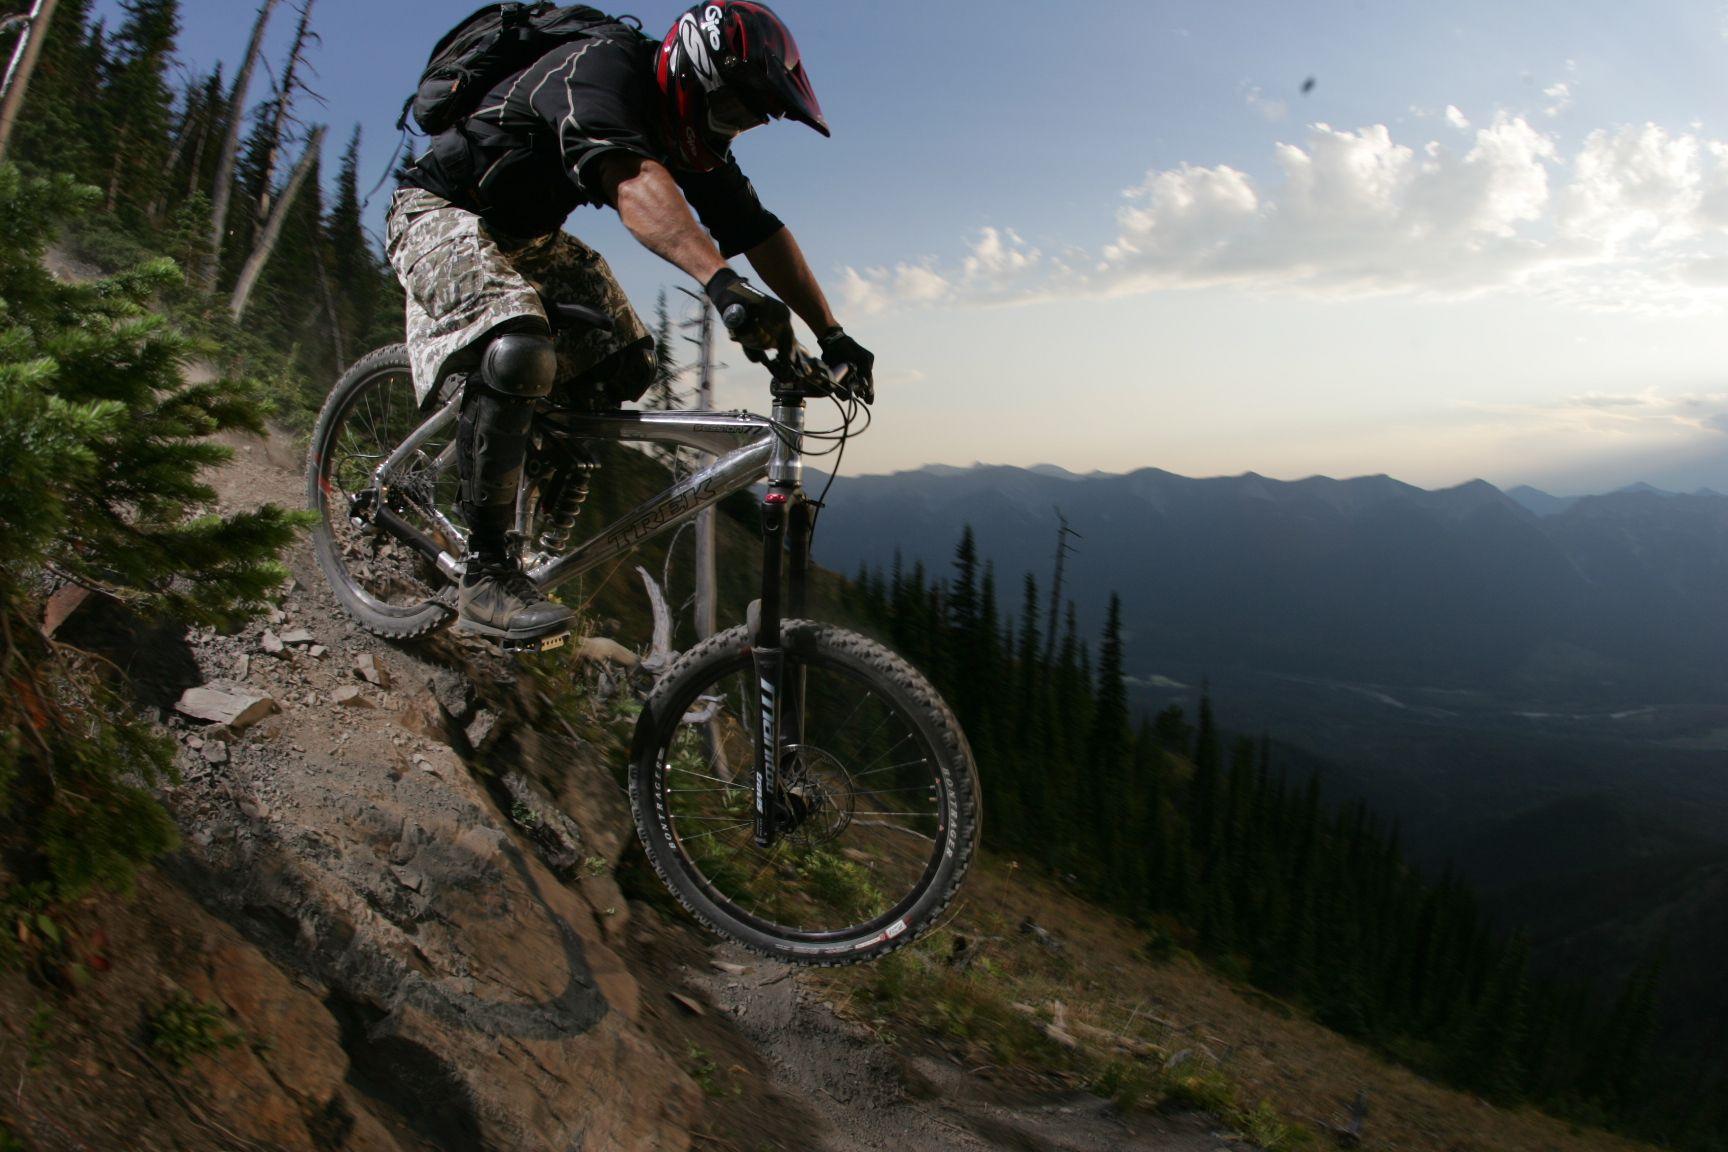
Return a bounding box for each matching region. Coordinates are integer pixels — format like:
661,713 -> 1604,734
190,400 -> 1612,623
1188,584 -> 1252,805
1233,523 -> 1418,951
372,382 -> 809,594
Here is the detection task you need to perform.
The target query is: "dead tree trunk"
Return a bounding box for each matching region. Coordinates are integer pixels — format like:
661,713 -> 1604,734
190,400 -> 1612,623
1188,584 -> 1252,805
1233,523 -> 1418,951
0,0 -> 62,164
1042,508 -> 1080,666
229,124 -> 325,321
205,0 -> 279,288
255,0 -> 316,223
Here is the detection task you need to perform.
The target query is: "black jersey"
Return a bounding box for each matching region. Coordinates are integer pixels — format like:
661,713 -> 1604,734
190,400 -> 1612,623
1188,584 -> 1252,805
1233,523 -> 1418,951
402,34 -> 783,253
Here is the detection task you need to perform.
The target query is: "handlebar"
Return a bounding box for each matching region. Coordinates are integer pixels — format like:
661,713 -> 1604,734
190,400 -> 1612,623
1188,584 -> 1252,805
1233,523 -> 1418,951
721,304 -> 869,404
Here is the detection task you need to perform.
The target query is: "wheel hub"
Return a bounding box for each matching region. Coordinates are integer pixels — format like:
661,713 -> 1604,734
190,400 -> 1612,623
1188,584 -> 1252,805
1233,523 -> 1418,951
772,746 -> 854,846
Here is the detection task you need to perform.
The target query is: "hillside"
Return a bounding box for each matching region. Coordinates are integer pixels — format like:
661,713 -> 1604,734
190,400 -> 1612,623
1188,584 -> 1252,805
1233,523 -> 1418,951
811,461 -> 1728,1102
0,426 -> 1685,1152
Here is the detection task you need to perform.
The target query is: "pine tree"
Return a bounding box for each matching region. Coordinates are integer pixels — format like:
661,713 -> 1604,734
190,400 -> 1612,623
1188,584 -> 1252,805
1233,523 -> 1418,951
0,164 -> 307,899
1190,686 -> 1223,860
1086,593 -> 1131,889
649,288 -> 682,409
1454,933 -> 1531,1102
7,0 -> 107,183
100,0 -> 180,226
326,125 -> 382,363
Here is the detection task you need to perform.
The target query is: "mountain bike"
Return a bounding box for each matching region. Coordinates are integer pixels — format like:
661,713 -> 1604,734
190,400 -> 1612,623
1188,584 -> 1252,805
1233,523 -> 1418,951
305,303 -> 980,964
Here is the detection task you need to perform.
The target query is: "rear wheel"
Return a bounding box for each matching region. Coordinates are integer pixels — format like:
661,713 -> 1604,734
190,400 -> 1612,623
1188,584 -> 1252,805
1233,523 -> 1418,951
630,620 -> 980,965
307,345 -> 459,640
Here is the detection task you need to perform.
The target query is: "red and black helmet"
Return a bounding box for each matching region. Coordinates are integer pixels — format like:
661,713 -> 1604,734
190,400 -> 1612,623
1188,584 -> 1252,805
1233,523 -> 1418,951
657,2 -> 829,172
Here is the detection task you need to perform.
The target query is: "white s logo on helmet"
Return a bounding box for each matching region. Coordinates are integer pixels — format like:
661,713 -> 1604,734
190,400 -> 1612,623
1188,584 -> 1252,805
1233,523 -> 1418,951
677,13 -> 720,89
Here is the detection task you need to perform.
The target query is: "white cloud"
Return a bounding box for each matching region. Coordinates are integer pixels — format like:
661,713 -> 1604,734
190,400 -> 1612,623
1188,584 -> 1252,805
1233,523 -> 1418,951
1542,82 -> 1573,118
841,111 -> 1728,316
1558,123 -> 1702,249
1463,390 -> 1728,437
841,228 -> 1054,314
1243,83 -> 1289,123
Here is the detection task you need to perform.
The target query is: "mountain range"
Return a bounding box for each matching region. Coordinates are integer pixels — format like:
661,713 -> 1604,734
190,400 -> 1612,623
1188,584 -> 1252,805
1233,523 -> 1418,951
816,464 -> 1728,699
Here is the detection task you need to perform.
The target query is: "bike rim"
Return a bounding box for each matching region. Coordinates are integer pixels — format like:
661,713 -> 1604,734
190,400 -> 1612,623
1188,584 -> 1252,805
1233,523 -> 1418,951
314,366 -> 461,615
652,647 -> 953,945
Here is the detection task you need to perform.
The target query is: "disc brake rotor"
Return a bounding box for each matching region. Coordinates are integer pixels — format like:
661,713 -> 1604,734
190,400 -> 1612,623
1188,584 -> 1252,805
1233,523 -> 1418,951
773,745 -> 855,847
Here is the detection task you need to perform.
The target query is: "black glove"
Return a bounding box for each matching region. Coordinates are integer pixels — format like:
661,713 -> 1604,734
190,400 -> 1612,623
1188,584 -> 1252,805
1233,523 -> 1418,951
705,268 -> 793,356
818,327 -> 875,402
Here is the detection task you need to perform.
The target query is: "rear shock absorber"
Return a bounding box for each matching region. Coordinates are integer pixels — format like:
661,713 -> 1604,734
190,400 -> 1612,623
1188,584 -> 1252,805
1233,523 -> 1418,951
536,447 -> 599,552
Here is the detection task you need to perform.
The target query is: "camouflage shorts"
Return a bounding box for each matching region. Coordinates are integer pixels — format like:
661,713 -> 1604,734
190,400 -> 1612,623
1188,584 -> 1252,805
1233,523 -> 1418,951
386,187 -> 654,407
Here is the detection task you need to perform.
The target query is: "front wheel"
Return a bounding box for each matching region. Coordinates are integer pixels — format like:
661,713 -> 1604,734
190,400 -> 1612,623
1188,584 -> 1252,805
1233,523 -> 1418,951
629,620 -> 980,965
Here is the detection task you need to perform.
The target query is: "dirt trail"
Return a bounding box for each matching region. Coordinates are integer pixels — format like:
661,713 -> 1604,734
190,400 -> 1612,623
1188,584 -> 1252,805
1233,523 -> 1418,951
90,423 -> 1249,1151
691,944 -> 1248,1152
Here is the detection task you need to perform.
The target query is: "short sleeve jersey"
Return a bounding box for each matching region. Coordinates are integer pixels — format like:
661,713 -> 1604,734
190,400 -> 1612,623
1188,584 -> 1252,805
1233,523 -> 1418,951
402,34 -> 783,254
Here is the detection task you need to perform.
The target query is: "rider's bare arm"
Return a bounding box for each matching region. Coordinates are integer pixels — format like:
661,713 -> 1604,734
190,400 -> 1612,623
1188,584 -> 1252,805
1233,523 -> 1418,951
600,153 -> 727,286
745,227 -> 839,336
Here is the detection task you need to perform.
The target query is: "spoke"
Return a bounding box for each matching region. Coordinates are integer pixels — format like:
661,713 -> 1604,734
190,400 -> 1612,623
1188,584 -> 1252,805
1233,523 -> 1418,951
852,757 -> 930,780
668,766 -> 744,788
828,688 -> 874,742
677,820 -> 754,844
851,820 -> 936,841
853,734 -> 918,776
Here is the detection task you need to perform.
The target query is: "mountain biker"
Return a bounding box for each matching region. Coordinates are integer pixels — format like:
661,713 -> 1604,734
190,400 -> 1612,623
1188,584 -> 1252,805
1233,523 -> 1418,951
387,1 -> 875,646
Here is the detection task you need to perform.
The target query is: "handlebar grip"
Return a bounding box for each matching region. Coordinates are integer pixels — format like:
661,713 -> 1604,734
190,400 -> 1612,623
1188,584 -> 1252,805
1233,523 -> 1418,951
721,303 -> 749,332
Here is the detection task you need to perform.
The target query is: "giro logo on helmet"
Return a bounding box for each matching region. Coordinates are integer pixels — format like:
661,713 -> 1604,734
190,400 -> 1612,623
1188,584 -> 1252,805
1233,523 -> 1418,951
658,1 -> 831,172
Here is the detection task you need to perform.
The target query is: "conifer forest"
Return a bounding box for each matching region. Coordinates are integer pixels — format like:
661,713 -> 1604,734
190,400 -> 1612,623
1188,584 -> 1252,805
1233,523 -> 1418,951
849,527 -> 1724,1147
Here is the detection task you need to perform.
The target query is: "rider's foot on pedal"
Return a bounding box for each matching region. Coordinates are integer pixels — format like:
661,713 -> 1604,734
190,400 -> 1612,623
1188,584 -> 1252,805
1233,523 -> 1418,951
456,561 -> 575,643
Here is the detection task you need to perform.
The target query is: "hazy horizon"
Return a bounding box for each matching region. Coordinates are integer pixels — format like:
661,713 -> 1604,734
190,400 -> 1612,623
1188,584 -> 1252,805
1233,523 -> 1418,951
826,457 -> 1724,500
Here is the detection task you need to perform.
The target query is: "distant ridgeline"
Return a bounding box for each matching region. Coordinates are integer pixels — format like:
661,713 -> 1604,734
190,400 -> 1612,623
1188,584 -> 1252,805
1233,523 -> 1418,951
819,465 -> 1728,698
846,525 -> 1723,1148
4,0 -> 404,413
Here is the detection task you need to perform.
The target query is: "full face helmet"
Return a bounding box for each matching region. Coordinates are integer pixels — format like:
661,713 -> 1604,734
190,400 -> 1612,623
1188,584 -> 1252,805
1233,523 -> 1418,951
657,2 -> 830,172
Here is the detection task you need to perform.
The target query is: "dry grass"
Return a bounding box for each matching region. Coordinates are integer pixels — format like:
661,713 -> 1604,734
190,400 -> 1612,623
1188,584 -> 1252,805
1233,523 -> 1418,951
815,853 -> 1663,1152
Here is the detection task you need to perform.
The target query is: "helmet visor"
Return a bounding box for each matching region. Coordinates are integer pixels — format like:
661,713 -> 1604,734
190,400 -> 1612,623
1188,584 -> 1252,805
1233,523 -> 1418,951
723,4 -> 830,137
706,87 -> 771,137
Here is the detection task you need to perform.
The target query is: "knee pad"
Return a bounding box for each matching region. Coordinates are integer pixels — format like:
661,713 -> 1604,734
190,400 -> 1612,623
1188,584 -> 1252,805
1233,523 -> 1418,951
480,330 -> 557,399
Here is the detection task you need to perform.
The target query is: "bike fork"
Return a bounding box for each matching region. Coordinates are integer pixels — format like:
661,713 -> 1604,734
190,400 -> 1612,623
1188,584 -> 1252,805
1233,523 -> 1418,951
752,484 -> 791,848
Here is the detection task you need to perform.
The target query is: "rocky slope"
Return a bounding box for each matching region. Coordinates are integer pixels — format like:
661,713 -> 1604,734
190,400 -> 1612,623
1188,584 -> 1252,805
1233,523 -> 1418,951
1,429 -> 1250,1151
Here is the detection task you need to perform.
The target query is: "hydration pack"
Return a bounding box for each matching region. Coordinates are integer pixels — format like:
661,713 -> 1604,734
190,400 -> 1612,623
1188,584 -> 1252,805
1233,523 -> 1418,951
402,3 -> 642,135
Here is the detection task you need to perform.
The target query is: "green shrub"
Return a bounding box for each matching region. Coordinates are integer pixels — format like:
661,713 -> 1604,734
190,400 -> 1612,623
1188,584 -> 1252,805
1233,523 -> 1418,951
0,163 -> 309,905
145,993 -> 242,1068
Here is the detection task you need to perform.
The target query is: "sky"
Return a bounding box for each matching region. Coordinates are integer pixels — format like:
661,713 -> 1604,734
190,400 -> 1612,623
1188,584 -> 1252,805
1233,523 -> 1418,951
93,0 -> 1728,492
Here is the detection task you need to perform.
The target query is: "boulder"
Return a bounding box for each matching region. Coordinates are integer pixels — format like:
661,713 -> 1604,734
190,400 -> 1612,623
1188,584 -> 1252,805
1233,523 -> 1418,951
167,715 -> 699,1150
355,653 -> 392,689
175,687 -> 278,731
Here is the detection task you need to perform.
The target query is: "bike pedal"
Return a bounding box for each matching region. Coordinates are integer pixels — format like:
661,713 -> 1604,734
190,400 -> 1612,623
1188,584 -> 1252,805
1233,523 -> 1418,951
499,629 -> 573,656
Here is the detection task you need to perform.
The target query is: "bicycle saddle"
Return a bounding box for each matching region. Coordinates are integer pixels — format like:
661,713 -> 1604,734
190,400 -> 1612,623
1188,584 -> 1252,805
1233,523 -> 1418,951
540,296 -> 614,334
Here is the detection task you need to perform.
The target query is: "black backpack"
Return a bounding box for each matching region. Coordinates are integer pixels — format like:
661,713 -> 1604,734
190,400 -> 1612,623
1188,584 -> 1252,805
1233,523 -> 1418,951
401,3 -> 643,135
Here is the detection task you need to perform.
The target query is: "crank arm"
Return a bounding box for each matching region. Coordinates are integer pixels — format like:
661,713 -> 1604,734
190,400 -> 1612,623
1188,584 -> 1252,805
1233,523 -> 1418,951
375,504 -> 465,582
